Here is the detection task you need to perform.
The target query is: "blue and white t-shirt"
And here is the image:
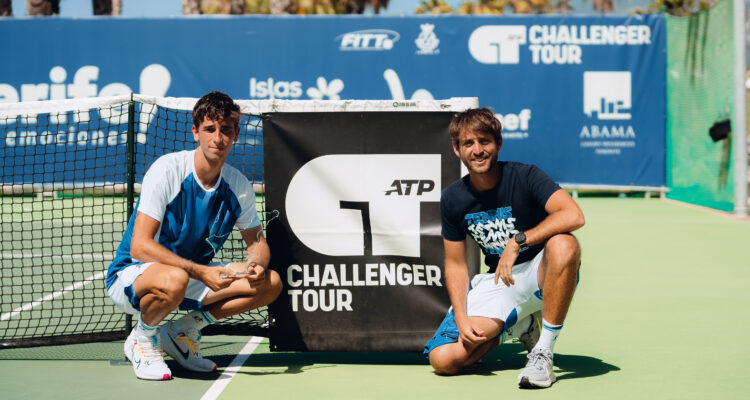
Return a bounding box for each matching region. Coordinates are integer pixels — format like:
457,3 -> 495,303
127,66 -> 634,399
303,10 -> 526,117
106,150 -> 260,290
440,161 -> 560,273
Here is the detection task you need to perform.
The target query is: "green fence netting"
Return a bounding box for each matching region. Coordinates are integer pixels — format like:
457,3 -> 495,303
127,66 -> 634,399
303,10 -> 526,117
666,0 -> 736,211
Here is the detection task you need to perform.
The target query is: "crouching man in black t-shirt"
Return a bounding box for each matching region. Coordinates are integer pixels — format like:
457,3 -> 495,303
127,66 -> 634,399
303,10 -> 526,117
424,108 -> 584,389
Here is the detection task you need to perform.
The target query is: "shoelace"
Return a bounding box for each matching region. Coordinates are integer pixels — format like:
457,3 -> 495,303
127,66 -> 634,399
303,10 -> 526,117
139,337 -> 164,361
528,350 -> 552,371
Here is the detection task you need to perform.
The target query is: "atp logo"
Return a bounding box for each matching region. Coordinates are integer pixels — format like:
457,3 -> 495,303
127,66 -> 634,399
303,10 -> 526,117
583,71 -> 632,120
285,154 -> 441,257
468,26 -> 526,64
384,180 -> 435,196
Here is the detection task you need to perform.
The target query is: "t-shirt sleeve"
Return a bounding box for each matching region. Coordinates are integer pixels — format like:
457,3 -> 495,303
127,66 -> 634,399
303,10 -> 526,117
440,190 -> 465,242
525,164 -> 562,208
233,176 -> 261,230
136,158 -> 173,223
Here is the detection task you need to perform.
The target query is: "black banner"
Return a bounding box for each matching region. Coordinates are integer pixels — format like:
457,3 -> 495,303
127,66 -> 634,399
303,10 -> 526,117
265,112 -> 459,351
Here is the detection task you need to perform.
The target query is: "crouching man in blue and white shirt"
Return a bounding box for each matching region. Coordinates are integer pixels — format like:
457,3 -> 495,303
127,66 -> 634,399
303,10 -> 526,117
106,91 -> 281,381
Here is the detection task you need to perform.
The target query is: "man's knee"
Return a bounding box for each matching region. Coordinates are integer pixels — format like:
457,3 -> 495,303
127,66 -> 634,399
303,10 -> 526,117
149,267 -> 189,304
429,347 -> 462,376
544,234 -> 581,268
266,269 -> 283,300
247,269 -> 282,306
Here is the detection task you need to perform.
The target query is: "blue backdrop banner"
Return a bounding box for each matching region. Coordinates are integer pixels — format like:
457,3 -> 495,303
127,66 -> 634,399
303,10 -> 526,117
0,15 -> 665,186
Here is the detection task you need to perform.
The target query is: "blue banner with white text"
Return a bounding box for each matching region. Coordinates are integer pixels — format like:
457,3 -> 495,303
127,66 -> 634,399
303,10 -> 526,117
0,15 -> 665,186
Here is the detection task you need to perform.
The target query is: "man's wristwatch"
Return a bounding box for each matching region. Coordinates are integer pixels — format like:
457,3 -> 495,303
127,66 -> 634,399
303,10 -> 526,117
514,231 -> 528,250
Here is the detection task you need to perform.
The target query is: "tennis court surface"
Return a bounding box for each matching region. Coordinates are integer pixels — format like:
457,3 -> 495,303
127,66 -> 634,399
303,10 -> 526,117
1,197 -> 748,399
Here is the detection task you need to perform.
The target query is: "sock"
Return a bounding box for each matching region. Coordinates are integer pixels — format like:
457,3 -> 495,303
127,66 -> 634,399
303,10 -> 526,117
175,310 -> 216,331
135,314 -> 158,339
533,318 -> 563,353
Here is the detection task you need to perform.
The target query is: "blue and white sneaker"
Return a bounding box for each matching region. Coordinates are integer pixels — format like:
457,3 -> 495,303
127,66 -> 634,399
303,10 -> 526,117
517,348 -> 556,388
159,321 -> 217,372
124,329 -> 172,380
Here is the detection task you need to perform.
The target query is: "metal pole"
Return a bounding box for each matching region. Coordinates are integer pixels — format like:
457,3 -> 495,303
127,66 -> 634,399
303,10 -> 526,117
734,0 -> 748,216
124,97 -> 135,333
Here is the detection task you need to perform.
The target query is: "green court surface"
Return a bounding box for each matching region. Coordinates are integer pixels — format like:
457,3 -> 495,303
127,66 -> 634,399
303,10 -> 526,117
1,197 -> 748,399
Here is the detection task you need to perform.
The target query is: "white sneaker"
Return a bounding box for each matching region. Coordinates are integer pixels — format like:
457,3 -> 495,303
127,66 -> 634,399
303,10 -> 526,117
517,348 -> 556,388
124,329 -> 172,380
159,321 -> 217,372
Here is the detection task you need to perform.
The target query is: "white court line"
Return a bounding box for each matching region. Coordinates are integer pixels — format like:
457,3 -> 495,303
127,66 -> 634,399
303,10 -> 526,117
0,270 -> 106,321
201,336 -> 263,400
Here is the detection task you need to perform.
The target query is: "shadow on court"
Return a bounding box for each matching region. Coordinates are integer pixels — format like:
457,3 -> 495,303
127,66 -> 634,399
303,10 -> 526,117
440,344 -> 619,381
237,350 -> 428,376
225,342 -> 618,382
257,351 -> 426,365
554,353 -> 620,380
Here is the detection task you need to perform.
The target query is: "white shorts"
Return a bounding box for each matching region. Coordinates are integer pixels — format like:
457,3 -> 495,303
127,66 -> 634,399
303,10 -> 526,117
465,249 -> 545,328
107,261 -> 227,315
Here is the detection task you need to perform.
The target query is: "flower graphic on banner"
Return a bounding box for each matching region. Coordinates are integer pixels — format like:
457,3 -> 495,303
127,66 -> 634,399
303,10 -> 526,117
306,77 -> 344,100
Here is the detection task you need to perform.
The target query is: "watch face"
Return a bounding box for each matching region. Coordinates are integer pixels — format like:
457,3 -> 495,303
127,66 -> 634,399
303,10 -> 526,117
515,232 -> 527,248
515,232 -> 526,244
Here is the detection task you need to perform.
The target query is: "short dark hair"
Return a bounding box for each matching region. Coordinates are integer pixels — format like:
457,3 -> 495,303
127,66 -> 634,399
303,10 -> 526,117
192,90 -> 241,129
449,107 -> 502,147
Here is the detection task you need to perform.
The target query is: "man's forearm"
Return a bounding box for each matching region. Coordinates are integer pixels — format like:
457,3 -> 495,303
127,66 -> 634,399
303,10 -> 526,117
245,240 -> 271,268
521,190 -> 585,247
445,262 -> 470,319
131,238 -> 204,278
525,209 -> 583,247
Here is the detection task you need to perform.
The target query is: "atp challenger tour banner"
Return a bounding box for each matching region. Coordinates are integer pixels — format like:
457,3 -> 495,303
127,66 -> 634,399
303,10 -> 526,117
264,112 -> 458,351
0,15 -> 665,187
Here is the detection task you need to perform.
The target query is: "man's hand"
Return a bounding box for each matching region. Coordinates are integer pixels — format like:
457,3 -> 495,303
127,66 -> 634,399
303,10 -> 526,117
224,261 -> 267,286
456,315 -> 487,347
244,262 -> 267,285
495,239 -> 520,286
199,265 -> 240,291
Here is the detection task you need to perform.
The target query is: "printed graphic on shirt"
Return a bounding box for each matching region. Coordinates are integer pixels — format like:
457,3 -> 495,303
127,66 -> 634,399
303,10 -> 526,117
464,206 -> 519,255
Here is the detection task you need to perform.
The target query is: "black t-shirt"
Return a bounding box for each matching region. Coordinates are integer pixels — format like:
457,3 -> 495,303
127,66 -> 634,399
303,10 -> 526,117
441,161 -> 561,273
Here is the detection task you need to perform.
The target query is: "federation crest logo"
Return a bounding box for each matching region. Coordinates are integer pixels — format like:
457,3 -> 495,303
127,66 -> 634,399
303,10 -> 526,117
415,23 -> 440,55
